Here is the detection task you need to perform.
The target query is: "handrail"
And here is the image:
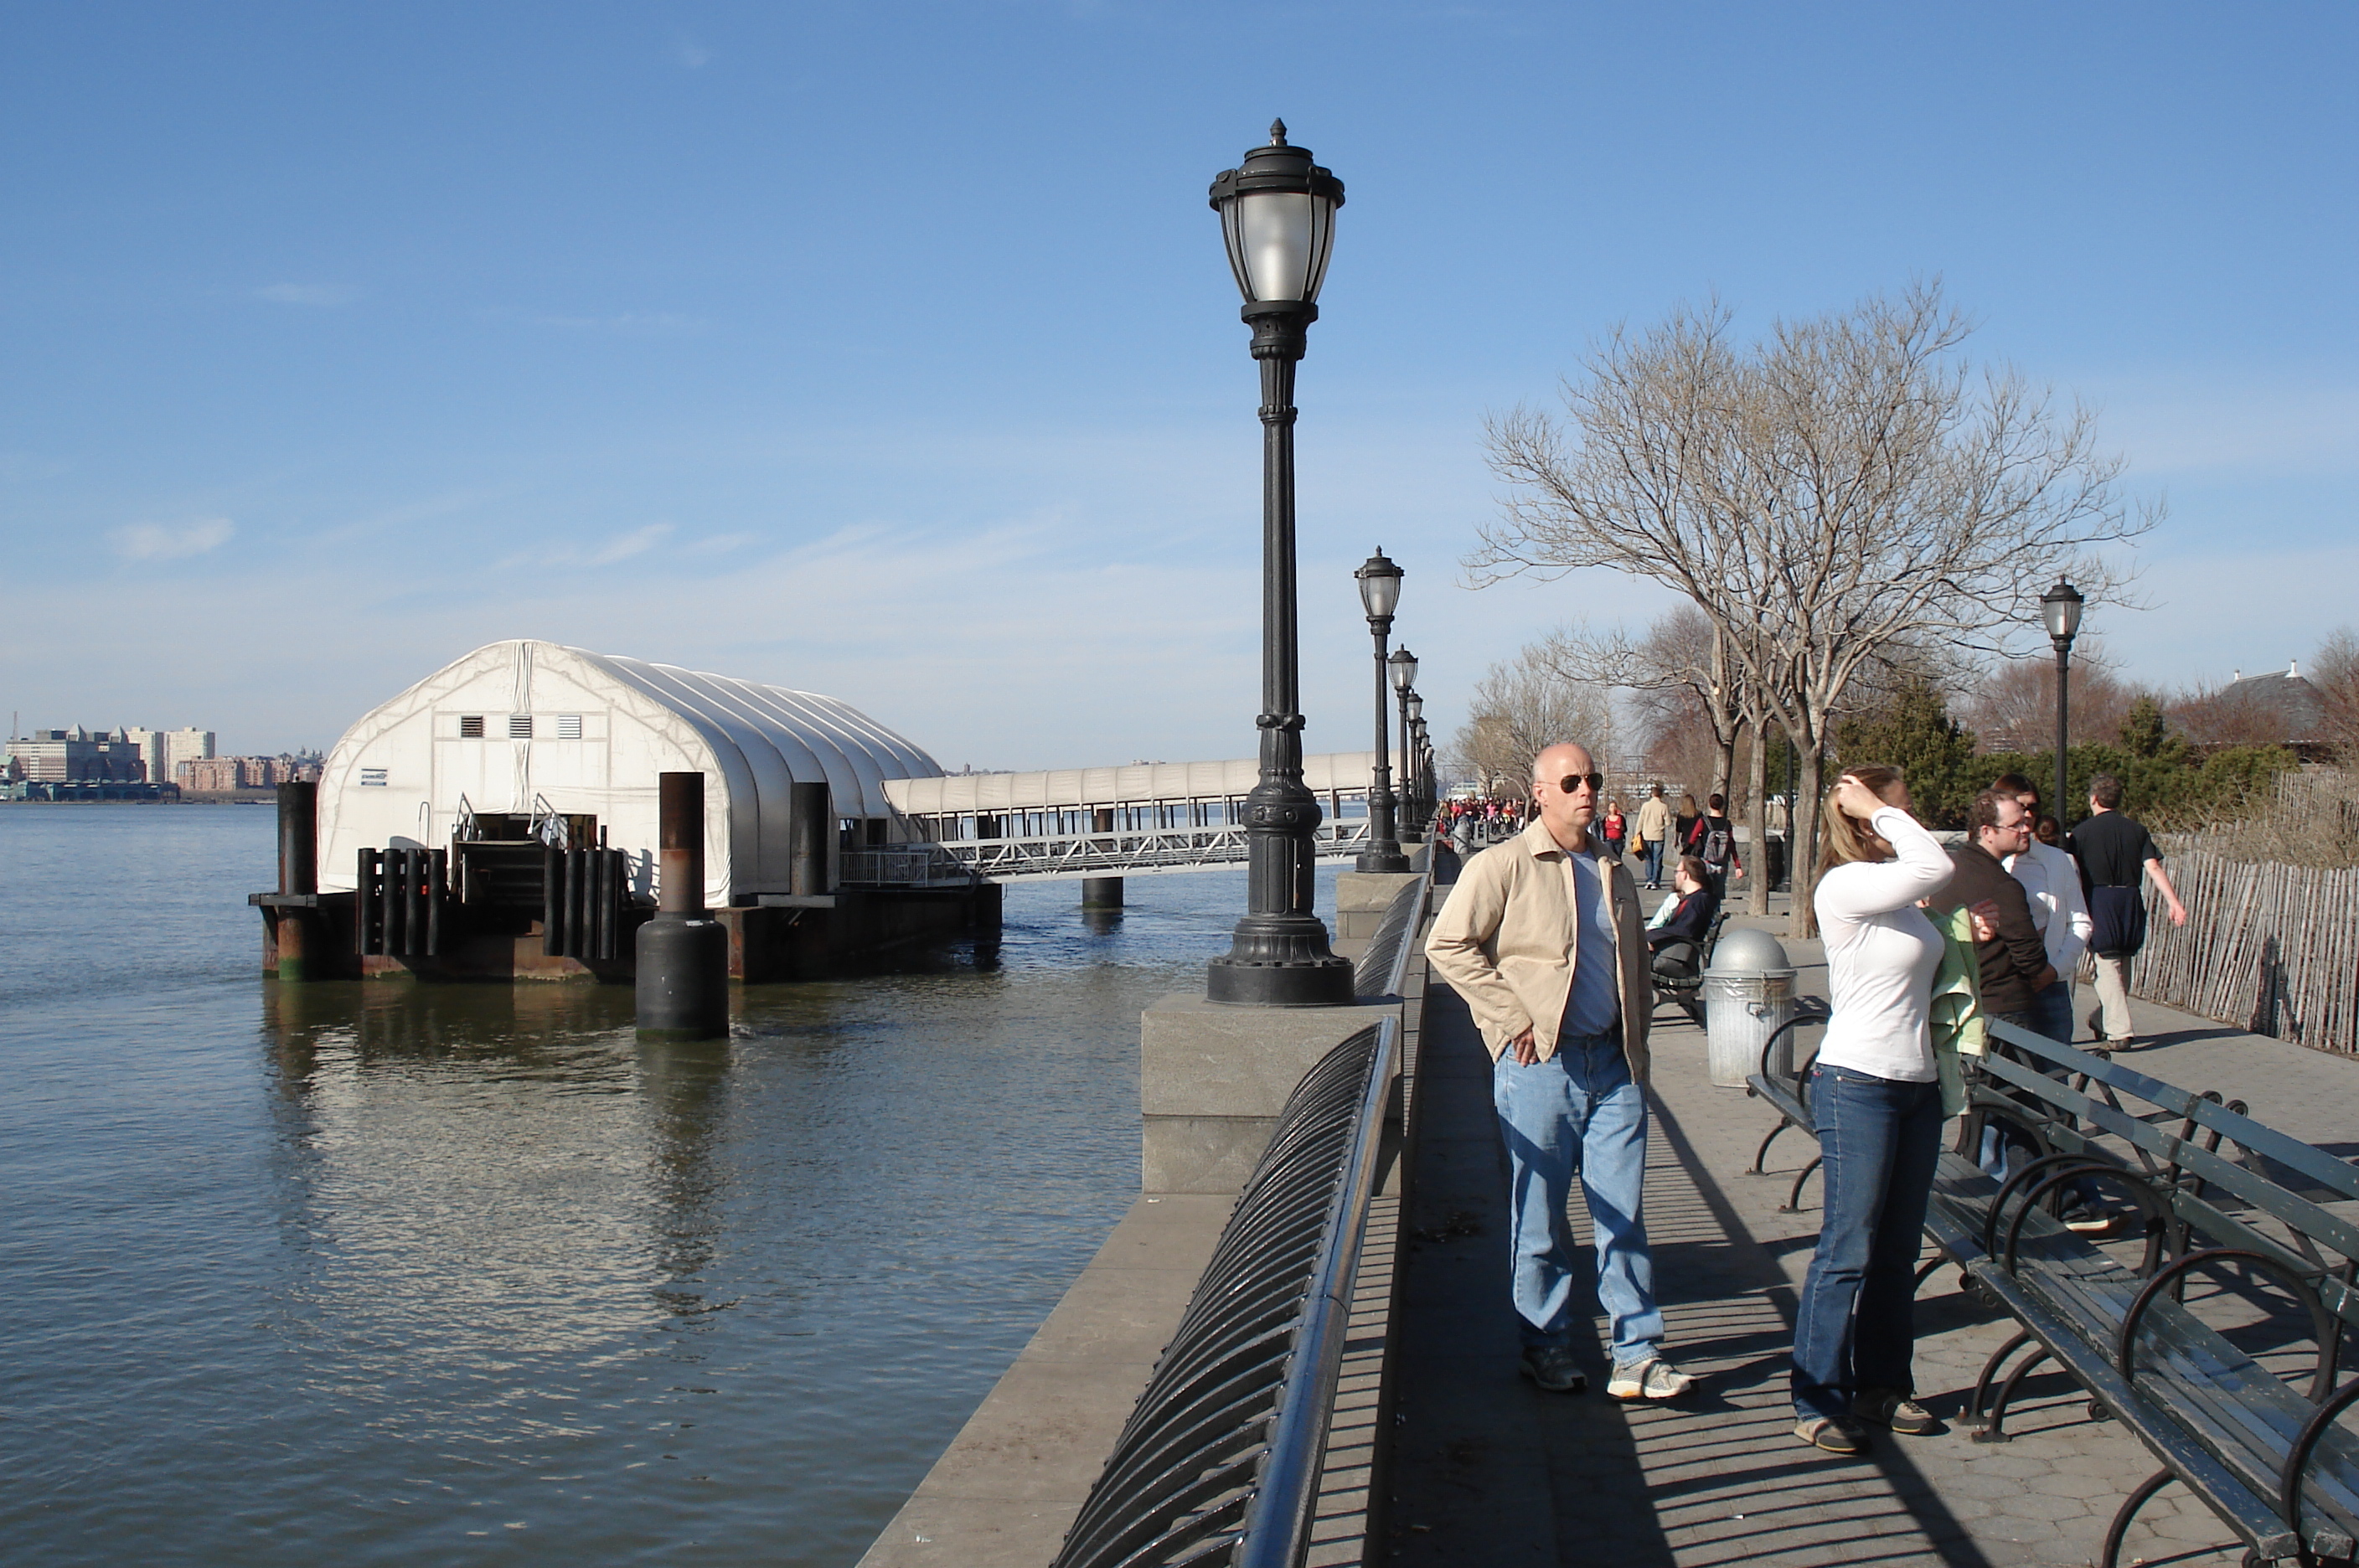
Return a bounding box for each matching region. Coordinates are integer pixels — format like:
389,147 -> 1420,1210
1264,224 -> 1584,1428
1051,1019 -> 1399,1568
1355,861 -> 1433,999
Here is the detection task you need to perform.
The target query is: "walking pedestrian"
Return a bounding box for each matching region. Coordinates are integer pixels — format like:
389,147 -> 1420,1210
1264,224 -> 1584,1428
1695,792 -> 1743,900
1601,799 -> 1628,863
2068,773 -> 2189,1050
1425,742 -> 1695,1403
1634,785 -> 1673,890
1674,792 -> 1703,859
1791,766 -> 1972,1455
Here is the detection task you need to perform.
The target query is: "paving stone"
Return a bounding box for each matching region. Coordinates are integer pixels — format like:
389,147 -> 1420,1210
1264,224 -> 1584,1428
1996,1490 -> 2093,1522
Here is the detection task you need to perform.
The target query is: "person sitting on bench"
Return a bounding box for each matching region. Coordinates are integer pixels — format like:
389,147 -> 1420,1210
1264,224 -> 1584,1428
1647,857 -> 1719,977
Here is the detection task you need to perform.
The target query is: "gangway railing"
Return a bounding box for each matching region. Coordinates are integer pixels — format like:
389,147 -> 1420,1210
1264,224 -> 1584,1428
921,819 -> 1371,881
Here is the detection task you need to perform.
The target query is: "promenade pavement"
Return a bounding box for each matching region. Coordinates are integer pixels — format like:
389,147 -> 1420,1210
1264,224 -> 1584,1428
1386,894 -> 2358,1568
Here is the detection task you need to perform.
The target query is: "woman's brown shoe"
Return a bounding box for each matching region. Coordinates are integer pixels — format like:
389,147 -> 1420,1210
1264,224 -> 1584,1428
1794,1415 -> 1870,1453
1854,1390 -> 1939,1435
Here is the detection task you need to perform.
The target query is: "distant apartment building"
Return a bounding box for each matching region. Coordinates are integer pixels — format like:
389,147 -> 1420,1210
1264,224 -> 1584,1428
3,727 -> 149,781
122,726 -> 214,789
175,753 -> 321,791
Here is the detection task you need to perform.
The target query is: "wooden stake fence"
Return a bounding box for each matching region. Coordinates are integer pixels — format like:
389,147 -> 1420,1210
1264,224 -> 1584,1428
2125,847 -> 2359,1055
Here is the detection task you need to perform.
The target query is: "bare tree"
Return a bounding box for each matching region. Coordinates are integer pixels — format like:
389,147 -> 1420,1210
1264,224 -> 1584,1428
1452,641 -> 1618,797
1541,606 -> 1741,802
1474,282 -> 2155,936
1959,637 -> 2145,754
2315,627 -> 2359,762
2171,678 -> 2294,748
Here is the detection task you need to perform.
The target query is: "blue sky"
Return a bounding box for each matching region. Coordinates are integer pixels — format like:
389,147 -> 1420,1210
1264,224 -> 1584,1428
4,3 -> 2353,766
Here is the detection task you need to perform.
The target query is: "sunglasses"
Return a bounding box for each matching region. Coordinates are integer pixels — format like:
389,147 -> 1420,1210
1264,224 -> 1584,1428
1544,772 -> 1606,795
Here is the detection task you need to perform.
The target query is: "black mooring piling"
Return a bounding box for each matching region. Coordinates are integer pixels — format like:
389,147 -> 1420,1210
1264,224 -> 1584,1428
788,780 -> 830,896
275,781 -> 320,981
635,771 -> 730,1037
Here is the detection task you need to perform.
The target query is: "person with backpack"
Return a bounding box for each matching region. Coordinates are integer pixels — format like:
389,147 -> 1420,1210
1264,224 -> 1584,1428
1695,792 -> 1743,899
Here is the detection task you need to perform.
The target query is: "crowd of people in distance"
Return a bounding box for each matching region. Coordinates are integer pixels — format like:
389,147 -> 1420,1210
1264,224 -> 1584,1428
1423,740 -> 2192,1457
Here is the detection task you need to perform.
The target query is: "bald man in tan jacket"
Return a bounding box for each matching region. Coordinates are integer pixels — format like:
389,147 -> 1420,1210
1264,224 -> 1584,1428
1426,741 -> 1693,1402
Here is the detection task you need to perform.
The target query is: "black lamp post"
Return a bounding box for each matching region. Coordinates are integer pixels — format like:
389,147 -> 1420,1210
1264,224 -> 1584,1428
1403,691 -> 1425,833
1204,121 -> 1355,1007
1354,549 -> 1408,872
1389,649 -> 1417,828
1409,714 -> 1431,831
2042,579 -> 2085,830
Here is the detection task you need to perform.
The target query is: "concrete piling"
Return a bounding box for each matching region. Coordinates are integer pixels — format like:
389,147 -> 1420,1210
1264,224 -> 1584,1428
1083,808 -> 1123,912
275,781 -> 319,982
635,771 -> 730,1037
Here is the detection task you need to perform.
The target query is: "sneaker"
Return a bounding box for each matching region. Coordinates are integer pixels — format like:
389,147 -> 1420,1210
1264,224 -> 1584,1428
1519,1345 -> 1587,1394
2065,1207 -> 2133,1237
1794,1414 -> 1870,1453
1608,1357 -> 1696,1401
1853,1389 -> 1938,1435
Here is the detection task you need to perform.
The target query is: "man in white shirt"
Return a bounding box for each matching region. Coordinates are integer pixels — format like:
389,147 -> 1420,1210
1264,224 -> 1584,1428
1993,773 -> 2091,1044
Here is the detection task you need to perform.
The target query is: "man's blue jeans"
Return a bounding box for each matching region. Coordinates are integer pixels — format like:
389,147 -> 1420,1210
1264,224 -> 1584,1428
1492,1030 -> 1662,1368
1792,1065 -> 1943,1422
1642,840 -> 1665,886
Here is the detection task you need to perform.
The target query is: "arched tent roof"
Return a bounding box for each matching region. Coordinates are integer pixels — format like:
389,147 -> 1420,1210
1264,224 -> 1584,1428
316,640 -> 942,903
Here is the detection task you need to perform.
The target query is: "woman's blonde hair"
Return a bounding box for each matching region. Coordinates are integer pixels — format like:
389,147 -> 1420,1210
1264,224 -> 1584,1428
1818,764 -> 1907,874
1678,792 -> 1699,816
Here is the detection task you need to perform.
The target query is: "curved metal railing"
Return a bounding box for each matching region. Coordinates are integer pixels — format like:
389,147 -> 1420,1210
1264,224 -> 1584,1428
1354,863 -> 1433,999
1050,1018 -> 1399,1568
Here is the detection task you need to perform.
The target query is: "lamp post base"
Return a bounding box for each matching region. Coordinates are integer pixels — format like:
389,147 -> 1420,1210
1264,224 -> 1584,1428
1355,848 -> 1411,873
1205,955 -> 1358,1006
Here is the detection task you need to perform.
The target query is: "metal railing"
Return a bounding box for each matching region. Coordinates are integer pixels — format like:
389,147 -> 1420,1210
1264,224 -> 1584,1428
1050,1018 -> 1399,1568
1354,862 -> 1433,1000
924,820 -> 1373,881
836,843 -> 982,887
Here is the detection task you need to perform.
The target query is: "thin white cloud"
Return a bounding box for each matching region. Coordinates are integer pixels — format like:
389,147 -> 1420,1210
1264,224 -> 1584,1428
524,311 -> 706,337
674,37 -> 711,67
588,524 -> 674,565
493,523 -> 676,570
254,283 -> 359,307
110,518 -> 235,560
683,532 -> 755,555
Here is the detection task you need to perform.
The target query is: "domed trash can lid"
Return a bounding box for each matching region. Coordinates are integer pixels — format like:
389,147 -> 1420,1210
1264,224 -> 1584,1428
1706,926 -> 1793,976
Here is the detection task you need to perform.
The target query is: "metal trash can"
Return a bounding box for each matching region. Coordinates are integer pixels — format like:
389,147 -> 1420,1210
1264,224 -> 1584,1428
1703,927 -> 1797,1088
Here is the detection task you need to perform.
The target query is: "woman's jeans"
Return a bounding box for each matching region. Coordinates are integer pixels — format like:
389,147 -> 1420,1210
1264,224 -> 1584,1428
1792,1065 -> 1943,1421
1493,1030 -> 1662,1369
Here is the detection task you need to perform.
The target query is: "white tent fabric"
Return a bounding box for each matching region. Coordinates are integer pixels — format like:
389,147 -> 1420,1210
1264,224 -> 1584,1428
883,752 -> 1376,817
316,640 -> 942,905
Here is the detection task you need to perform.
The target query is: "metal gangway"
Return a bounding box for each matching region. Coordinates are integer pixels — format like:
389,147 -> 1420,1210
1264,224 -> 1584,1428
876,752 -> 1381,882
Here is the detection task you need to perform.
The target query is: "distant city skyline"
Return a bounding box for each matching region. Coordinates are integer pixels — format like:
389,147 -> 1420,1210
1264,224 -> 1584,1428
3,4 -> 2351,766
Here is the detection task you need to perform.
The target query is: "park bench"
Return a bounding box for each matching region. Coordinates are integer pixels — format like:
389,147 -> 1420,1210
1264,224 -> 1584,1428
1747,1016 -> 2359,1566
1649,907 -> 1731,1026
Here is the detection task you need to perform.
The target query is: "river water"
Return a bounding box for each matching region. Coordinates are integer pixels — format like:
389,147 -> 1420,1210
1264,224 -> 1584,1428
0,804 -> 1329,1566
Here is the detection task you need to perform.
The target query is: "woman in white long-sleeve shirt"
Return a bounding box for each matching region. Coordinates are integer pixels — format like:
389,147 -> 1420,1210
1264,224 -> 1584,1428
1791,766 -> 1955,1455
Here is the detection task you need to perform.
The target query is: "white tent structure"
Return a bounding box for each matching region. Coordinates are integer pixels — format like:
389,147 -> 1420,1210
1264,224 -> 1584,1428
317,641 -> 943,907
